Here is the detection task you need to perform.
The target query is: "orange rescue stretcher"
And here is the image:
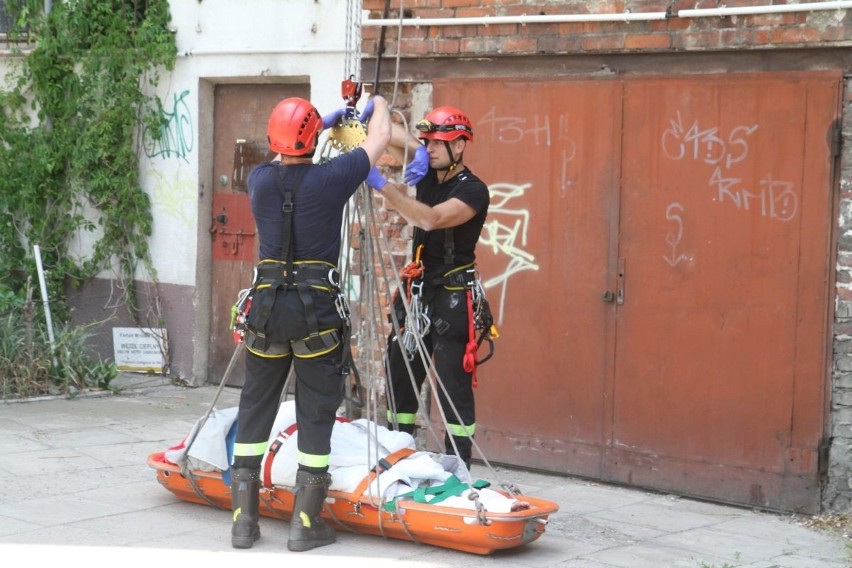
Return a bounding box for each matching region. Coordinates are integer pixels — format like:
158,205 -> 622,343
146,449 -> 559,555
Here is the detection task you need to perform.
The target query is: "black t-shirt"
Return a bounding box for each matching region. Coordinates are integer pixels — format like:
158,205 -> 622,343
248,148 -> 369,264
414,167 -> 489,281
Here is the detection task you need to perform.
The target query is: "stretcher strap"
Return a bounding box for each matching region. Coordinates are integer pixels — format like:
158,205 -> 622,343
350,447 -> 416,502
385,475 -> 490,512
261,416 -> 349,489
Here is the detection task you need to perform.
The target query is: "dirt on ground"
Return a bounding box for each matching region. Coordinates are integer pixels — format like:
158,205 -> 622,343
792,512 -> 852,542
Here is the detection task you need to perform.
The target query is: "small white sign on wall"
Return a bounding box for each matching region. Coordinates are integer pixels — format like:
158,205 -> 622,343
112,327 -> 168,373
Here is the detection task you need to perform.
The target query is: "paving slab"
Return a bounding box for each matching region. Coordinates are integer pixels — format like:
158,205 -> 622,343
0,373 -> 847,567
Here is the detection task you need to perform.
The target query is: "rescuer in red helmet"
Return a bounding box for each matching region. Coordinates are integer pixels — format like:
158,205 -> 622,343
366,105 -> 491,470
230,95 -> 390,552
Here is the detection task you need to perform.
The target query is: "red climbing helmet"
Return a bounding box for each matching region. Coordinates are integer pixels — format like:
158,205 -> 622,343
416,106 -> 473,142
267,97 -> 323,156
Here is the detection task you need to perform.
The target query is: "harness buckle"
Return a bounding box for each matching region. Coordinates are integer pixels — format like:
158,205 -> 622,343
372,457 -> 393,474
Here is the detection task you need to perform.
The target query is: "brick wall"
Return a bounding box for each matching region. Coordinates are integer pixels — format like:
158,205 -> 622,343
826,75 -> 852,512
358,0 -> 852,513
362,0 -> 852,57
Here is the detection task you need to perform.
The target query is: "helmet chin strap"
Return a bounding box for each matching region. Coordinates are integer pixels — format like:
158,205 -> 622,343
436,141 -> 461,183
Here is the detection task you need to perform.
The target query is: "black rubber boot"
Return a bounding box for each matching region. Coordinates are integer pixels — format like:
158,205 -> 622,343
397,423 -> 416,436
287,470 -> 336,552
446,433 -> 473,470
231,467 -> 261,549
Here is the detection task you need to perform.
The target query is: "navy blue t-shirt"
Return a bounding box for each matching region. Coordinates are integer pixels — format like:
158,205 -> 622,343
414,167 -> 489,280
248,148 -> 370,264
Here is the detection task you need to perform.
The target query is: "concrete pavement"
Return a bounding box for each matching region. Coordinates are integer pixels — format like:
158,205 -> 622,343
0,373 -> 848,567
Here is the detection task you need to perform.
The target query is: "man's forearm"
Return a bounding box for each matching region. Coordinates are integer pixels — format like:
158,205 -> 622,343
387,122 -> 421,165
379,180 -> 439,231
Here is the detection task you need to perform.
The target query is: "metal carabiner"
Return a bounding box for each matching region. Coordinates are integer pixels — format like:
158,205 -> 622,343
327,267 -> 341,289
334,291 -> 350,321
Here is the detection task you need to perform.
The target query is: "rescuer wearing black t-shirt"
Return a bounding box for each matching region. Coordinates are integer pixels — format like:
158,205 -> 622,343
366,106 -> 490,470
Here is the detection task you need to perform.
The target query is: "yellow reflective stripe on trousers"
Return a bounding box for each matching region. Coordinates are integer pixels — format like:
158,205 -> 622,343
297,450 -> 329,469
387,411 -> 417,425
448,423 -> 476,437
233,441 -> 268,458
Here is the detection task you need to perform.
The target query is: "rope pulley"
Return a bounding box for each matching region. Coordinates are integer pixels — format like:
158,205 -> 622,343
341,75 -> 363,110
328,76 -> 368,153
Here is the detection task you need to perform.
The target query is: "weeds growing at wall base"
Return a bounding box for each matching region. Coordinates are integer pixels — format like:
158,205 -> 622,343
0,298 -> 117,399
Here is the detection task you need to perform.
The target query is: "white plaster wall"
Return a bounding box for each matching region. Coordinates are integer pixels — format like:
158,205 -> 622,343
0,1 -> 361,381
0,1 -> 358,286
140,0 -> 357,286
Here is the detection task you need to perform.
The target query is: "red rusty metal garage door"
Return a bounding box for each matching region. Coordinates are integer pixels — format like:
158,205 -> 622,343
427,79 -> 623,478
209,83 -> 310,386
433,70 -> 840,513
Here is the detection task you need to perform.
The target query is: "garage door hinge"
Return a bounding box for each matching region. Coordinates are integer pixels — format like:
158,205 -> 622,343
832,123 -> 842,159
818,437 -> 830,480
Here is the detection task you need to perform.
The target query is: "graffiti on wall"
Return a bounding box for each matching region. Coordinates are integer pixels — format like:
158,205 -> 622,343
663,202 -> 691,267
147,167 -> 195,227
475,106 -> 583,323
480,182 -> 540,324
662,111 -> 797,223
142,89 -> 194,163
660,111 -> 799,266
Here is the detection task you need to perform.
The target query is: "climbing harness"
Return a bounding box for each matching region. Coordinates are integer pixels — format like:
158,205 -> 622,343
434,231 -> 500,384
229,160 -> 363,407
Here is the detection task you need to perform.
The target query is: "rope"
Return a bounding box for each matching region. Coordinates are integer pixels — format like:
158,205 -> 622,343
359,159 -> 511,507
176,341 -> 245,510
344,0 -> 363,81
388,0 -> 405,108
334,4 -> 515,511
364,0 -> 404,106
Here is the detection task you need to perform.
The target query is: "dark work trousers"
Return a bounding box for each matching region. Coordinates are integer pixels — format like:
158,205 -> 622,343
386,286 -> 476,465
232,285 -> 345,471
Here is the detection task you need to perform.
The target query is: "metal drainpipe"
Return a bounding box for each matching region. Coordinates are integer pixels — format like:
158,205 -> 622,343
361,1 -> 852,28
362,12 -> 668,27
680,1 -> 852,18
176,47 -> 346,57
145,2 -> 852,58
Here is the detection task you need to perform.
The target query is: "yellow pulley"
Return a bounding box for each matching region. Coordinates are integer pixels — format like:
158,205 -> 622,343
328,118 -> 367,153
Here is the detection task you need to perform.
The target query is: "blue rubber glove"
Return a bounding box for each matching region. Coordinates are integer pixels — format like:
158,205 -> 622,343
322,108 -> 346,130
403,145 -> 429,186
366,166 -> 388,191
358,99 -> 375,123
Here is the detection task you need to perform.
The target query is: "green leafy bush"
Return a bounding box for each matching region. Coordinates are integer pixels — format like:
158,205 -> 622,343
0,0 -> 175,321
0,1 -> 175,394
